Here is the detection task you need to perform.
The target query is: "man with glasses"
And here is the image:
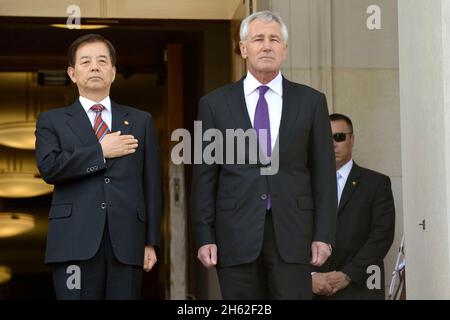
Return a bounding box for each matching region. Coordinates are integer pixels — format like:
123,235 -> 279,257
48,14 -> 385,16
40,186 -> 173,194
312,113 -> 395,299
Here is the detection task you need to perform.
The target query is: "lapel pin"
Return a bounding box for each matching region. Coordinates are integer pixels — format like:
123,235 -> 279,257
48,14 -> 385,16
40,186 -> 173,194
124,120 -> 129,126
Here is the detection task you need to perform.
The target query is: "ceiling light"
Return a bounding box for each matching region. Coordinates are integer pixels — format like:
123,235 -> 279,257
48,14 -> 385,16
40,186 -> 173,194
0,121 -> 36,150
0,172 -> 53,198
0,266 -> 12,284
49,24 -> 109,30
0,213 -> 34,238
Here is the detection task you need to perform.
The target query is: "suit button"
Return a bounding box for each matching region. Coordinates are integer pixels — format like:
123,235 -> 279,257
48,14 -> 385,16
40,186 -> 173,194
104,178 -> 110,184
101,203 -> 107,209
261,194 -> 267,200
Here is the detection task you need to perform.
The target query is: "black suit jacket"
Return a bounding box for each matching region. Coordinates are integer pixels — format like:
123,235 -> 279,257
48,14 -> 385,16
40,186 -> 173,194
35,100 -> 162,266
192,77 -> 337,267
318,163 -> 395,299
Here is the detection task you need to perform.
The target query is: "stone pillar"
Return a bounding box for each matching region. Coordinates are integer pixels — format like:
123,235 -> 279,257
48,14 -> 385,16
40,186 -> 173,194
271,0 -> 334,107
398,0 -> 450,299
330,0 -> 402,297
271,0 -> 403,296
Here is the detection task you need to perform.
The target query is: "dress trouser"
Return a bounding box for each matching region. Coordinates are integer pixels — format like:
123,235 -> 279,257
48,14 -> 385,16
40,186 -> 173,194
52,218 -> 143,300
217,210 -> 312,300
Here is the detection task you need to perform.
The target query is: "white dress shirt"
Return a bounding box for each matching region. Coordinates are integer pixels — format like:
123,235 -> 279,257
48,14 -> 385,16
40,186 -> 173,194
79,96 -> 112,131
337,159 -> 354,206
243,71 -> 283,152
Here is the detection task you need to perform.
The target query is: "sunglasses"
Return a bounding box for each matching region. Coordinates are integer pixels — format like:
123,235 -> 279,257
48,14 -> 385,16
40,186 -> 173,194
332,132 -> 353,142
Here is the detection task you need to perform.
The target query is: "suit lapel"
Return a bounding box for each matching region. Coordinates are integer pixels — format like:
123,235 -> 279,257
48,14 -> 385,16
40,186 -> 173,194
277,77 -> 301,151
66,100 -> 98,147
111,101 -> 132,134
225,77 -> 253,131
338,163 -> 362,213
107,102 -> 132,169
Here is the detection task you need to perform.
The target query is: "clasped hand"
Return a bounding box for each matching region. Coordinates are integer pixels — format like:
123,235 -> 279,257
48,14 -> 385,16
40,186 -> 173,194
312,271 -> 350,296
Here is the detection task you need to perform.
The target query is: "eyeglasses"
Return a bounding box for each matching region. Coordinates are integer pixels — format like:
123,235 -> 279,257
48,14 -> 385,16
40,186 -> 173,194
332,132 -> 353,142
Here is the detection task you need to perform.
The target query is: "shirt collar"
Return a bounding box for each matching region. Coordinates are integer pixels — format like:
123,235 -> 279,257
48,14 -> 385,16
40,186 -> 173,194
79,96 -> 111,113
243,71 -> 283,97
337,159 -> 354,181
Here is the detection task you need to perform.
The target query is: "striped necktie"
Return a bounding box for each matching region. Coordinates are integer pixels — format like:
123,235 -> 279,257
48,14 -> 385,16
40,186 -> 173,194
91,104 -> 110,141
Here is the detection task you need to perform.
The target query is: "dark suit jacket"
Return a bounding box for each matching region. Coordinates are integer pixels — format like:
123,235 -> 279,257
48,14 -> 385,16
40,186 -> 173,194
192,76 -> 337,267
317,163 -> 395,299
35,100 -> 162,267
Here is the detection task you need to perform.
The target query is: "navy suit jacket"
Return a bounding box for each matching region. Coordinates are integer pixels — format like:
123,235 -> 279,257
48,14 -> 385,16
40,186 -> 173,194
35,100 -> 162,266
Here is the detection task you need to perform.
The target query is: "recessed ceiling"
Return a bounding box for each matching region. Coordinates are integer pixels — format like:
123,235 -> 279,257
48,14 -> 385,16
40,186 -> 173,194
0,17 -> 228,73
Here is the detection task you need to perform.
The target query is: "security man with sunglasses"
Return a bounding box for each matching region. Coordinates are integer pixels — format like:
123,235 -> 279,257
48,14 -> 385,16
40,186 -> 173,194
312,113 -> 395,299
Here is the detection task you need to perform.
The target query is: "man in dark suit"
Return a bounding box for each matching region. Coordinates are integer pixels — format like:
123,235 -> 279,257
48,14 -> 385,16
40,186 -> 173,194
312,113 -> 395,299
35,34 -> 161,299
192,11 -> 337,299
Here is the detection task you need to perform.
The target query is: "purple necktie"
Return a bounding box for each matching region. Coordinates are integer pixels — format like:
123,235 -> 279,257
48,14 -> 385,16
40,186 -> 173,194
254,85 -> 271,209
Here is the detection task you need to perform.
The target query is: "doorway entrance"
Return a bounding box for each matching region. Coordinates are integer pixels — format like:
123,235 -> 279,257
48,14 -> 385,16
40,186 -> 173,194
0,16 -> 231,299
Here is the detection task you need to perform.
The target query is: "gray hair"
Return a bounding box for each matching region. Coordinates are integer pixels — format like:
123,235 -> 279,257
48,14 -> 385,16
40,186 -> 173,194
240,10 -> 289,43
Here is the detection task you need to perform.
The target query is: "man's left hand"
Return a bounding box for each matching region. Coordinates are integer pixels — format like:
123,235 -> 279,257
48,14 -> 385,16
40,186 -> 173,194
310,241 -> 332,267
143,245 -> 157,272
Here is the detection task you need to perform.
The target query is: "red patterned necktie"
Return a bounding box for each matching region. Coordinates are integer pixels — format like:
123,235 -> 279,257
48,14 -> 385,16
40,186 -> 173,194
91,104 -> 110,141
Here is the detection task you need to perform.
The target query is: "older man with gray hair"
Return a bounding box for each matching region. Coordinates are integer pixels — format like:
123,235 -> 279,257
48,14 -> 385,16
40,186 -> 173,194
192,10 -> 336,299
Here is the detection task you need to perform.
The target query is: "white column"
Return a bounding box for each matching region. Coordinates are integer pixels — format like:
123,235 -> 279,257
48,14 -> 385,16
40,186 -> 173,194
271,0 -> 333,107
398,0 -> 450,299
331,1 -> 402,297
